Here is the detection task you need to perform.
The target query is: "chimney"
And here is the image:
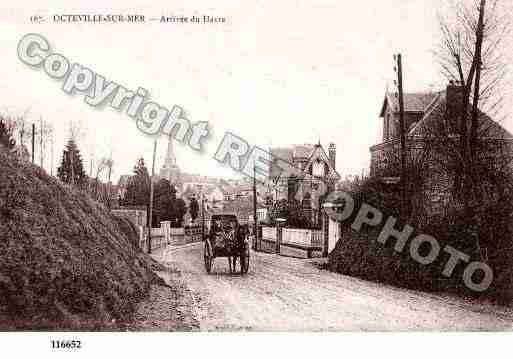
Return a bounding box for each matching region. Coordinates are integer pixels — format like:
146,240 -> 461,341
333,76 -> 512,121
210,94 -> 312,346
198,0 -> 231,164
328,143 -> 336,169
446,81 -> 465,119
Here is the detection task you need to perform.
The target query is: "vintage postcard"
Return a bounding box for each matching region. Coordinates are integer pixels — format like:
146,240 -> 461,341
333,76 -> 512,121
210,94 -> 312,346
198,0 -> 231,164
0,0 -> 512,356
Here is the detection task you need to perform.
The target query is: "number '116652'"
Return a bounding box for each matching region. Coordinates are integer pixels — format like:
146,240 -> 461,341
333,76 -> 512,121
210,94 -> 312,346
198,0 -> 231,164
51,340 -> 81,349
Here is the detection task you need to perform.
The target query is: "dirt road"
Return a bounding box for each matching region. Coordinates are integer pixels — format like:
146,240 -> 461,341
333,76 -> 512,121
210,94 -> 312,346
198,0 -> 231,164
154,242 -> 513,331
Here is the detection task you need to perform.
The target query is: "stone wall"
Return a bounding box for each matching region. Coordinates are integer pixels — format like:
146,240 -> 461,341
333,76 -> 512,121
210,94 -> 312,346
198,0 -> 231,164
111,208 -> 147,227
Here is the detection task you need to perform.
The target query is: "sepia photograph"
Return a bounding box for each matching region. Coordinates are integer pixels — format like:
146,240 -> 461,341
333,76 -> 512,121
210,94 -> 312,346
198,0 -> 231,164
1,0 -> 513,357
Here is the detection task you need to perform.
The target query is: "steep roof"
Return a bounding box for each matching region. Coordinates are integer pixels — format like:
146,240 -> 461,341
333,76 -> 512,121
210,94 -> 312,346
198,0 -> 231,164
269,143 -> 341,181
408,91 -> 513,139
269,145 -> 315,178
270,144 -> 316,163
380,91 -> 440,117
292,144 -> 315,158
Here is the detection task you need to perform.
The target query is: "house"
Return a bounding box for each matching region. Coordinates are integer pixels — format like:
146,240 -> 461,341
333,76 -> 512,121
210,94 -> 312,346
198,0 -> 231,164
268,143 -> 341,225
159,135 -> 221,196
370,83 -> 513,213
221,197 -> 263,223
222,185 -> 237,201
233,185 -> 253,200
257,206 -> 268,222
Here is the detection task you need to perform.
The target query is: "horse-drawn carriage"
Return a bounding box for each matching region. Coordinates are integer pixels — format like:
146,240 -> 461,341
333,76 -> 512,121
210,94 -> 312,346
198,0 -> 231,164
203,214 -> 250,274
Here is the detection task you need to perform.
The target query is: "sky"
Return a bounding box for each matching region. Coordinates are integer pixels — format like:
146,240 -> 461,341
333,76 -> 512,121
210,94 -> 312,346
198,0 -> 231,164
1,0 -> 512,183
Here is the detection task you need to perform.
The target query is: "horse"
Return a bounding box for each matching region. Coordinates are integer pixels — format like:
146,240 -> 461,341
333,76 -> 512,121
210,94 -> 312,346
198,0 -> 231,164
228,224 -> 249,274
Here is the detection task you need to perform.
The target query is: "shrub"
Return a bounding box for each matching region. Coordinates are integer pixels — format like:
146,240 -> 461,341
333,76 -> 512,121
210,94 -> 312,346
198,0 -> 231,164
0,151 -> 158,329
329,176 -> 513,304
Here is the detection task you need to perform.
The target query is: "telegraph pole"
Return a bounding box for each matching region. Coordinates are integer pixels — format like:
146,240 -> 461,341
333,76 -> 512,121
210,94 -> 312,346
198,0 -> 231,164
395,53 -> 407,213
253,165 -> 258,250
19,120 -> 25,147
201,191 -> 205,240
147,139 -> 157,254
40,117 -> 43,169
31,123 -> 35,164
70,147 -> 75,186
50,134 -> 54,176
107,157 -> 113,209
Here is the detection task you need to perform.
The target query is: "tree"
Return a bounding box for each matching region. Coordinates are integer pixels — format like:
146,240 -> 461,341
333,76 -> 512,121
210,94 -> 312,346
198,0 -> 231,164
57,139 -> 86,186
34,117 -> 54,171
164,184 -> 186,227
270,199 -> 288,221
268,198 -> 312,229
85,157 -> 116,207
124,158 -> 150,206
435,0 -> 510,198
189,197 -> 199,222
1,108 -> 31,150
163,184 -> 186,227
173,197 -> 187,227
0,117 -> 15,151
14,115 -> 29,149
152,179 -> 173,227
433,0 -> 513,256
91,158 -> 113,196
10,115 -> 54,170
68,119 -> 87,144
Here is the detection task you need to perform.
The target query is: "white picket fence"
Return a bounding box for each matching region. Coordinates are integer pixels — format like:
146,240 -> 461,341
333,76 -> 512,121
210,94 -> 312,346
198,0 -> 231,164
170,227 -> 185,236
151,227 -> 165,237
262,226 -> 277,242
282,228 -> 323,248
137,222 -> 204,251
260,226 -> 322,248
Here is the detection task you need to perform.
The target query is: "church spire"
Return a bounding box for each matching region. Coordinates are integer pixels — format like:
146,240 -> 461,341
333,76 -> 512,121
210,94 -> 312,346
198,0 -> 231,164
164,135 -> 177,168
159,135 -> 180,183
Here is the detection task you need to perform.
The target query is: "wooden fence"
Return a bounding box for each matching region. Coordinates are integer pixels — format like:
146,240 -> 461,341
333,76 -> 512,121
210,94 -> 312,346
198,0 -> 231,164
137,222 -> 204,252
259,225 -> 323,258
262,226 -> 277,242
136,226 -> 167,252
282,228 -> 323,248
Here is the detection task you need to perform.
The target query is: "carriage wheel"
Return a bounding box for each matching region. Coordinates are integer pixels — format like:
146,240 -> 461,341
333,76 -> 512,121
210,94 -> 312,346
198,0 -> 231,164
204,240 -> 213,274
240,242 -> 250,274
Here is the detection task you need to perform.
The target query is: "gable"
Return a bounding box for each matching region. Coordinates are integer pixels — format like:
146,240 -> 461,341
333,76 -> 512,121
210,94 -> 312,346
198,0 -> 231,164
269,143 -> 340,182
380,92 -> 440,117
304,145 -> 341,181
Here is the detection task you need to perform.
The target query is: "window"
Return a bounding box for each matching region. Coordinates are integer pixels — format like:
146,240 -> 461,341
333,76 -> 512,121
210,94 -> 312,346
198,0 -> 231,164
312,160 -> 325,177
385,114 -> 391,140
